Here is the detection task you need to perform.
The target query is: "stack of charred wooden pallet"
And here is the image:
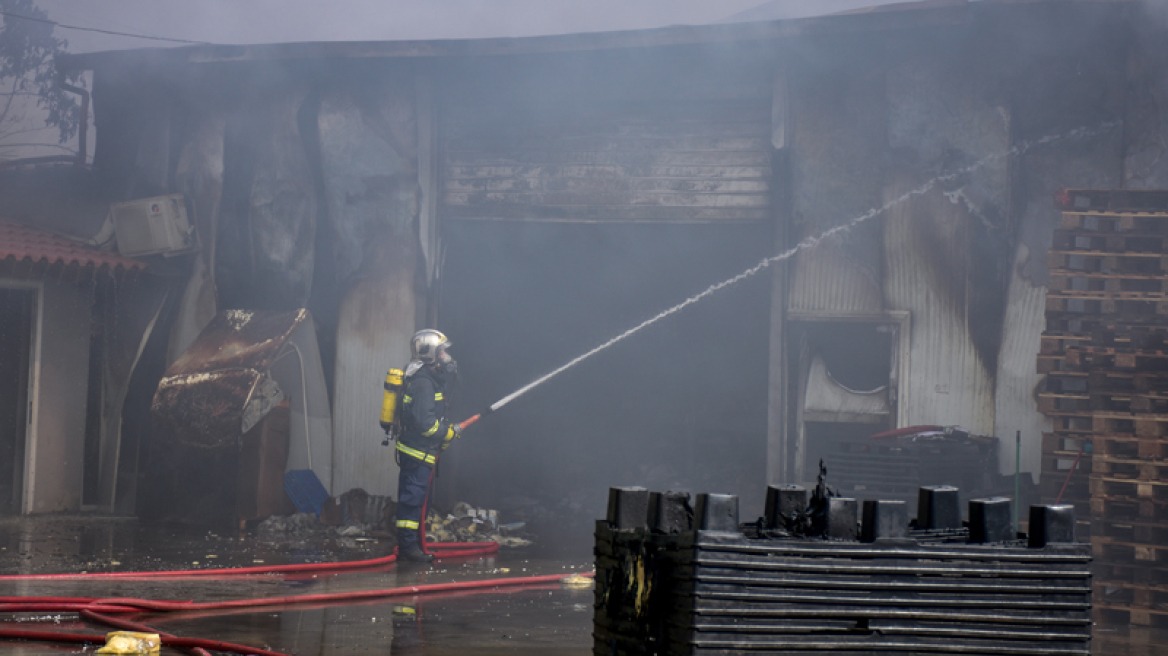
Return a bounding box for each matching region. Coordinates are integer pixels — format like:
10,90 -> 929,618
1039,188 -> 1168,629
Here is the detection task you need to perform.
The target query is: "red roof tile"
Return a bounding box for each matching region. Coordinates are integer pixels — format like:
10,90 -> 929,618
0,220 -> 147,273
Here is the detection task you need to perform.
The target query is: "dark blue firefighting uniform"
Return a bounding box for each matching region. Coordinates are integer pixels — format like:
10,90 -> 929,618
395,364 -> 457,551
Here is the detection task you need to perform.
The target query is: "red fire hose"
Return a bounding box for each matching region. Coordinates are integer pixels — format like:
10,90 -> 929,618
81,609 -> 213,656
0,570 -> 591,614
0,570 -> 593,655
0,540 -> 496,581
0,628 -> 291,656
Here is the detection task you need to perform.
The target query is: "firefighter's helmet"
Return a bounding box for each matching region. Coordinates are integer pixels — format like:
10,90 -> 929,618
410,329 -> 452,365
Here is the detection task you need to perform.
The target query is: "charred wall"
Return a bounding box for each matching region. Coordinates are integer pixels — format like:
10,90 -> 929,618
88,58 -> 427,503
73,0 -> 1168,519
780,3 -> 1138,482
435,47 -> 776,526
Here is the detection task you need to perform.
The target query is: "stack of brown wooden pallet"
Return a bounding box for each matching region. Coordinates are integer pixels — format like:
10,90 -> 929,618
1039,188 -> 1168,629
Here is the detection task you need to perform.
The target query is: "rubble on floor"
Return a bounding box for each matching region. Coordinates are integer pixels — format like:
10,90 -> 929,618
426,502 -> 533,547
256,512 -> 383,549
259,491 -> 534,548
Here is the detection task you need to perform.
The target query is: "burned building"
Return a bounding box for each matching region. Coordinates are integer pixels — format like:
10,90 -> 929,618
2,0 -> 1155,563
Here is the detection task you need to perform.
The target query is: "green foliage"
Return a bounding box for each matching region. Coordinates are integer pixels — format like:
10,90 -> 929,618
0,0 -> 79,145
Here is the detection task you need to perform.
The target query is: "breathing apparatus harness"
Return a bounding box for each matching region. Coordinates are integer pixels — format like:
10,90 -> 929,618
382,361 -> 460,471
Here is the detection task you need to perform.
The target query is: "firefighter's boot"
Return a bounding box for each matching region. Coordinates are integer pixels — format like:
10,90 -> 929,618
397,528 -> 433,562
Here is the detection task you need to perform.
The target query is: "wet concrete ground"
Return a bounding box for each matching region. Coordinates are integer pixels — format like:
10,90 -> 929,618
0,515 -> 593,655
0,515 -> 1164,655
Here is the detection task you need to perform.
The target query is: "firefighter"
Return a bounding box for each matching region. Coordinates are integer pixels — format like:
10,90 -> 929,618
394,329 -> 461,562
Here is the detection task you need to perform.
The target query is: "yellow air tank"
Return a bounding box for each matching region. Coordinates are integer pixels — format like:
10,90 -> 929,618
380,368 -> 405,440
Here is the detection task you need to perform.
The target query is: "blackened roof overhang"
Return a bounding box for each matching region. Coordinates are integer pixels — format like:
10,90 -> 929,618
57,1 -> 984,74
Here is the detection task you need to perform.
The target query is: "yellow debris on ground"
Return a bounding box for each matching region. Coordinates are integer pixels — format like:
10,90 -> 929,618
96,632 -> 161,654
560,573 -> 594,589
423,503 -> 531,547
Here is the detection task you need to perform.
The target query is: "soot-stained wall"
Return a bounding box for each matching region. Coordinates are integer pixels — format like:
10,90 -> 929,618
319,72 -> 423,497
89,62 -> 426,502
781,4 -> 1141,482
441,221 -> 772,532
77,1 -> 1168,520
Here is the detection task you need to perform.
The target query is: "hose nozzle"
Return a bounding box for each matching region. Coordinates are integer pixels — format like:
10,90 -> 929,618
458,406 -> 494,431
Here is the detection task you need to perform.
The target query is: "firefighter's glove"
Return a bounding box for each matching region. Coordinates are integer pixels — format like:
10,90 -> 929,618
441,423 -> 461,450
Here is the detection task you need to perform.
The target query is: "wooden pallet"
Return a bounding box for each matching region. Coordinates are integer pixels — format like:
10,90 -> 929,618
1083,370 -> 1168,394
1095,559 -> 1168,588
1045,295 -> 1168,316
1086,391 -> 1168,414
1049,272 -> 1168,297
1091,581 -> 1168,610
1090,475 -> 1168,501
1091,495 -> 1168,521
1055,188 -> 1168,213
1037,392 -> 1091,413
1061,211 -> 1168,234
1039,332 -> 1092,355
1093,515 -> 1168,544
1047,250 -> 1168,274
1045,313 -> 1168,335
1087,324 -> 1168,350
1092,434 -> 1168,461
1094,603 -> 1168,629
1042,432 -> 1091,455
1049,414 -> 1095,434
1056,229 -> 1168,251
1052,230 -> 1168,254
1048,194 -> 1168,635
1093,456 -> 1168,481
1064,345 -> 1168,370
1036,352 -> 1085,374
1092,413 -> 1168,438
1093,536 -> 1168,565
1044,370 -> 1089,394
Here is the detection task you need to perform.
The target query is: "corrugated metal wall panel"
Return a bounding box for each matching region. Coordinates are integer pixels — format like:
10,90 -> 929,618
441,101 -> 772,222
884,186 -> 996,437
994,267 -> 1050,480
331,277 -> 415,497
787,57 -> 886,314
320,88 -> 421,498
787,236 -> 884,313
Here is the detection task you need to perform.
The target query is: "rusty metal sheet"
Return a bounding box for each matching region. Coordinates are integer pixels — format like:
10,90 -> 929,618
151,309 -> 308,449
152,369 -> 259,450
164,309 -> 307,377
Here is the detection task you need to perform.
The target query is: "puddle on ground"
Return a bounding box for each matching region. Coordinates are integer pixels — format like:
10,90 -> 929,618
0,515 -> 594,655
1,515 -> 1162,655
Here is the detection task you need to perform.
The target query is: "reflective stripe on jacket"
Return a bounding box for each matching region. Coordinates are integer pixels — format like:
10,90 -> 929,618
398,365 -> 454,464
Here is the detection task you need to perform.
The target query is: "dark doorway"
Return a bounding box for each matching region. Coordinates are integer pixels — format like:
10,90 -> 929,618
789,317 -> 902,485
0,287 -> 34,515
439,221 -> 772,543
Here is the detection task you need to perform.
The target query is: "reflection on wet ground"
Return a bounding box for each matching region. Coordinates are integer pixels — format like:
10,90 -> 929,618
0,516 -> 1166,655
0,515 -> 593,655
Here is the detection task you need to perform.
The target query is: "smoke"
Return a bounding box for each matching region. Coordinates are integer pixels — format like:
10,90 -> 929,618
486,121 -> 1121,416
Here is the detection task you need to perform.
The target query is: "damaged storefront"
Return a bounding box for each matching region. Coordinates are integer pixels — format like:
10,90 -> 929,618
0,219 -> 151,514
38,0 -> 1168,537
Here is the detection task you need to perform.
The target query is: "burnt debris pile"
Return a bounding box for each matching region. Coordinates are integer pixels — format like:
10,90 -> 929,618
594,486 -> 1091,656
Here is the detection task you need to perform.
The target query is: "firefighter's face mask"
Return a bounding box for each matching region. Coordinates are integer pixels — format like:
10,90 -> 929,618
437,344 -> 458,377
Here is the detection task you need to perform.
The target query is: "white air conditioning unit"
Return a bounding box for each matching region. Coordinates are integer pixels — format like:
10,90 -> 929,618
110,194 -> 196,257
